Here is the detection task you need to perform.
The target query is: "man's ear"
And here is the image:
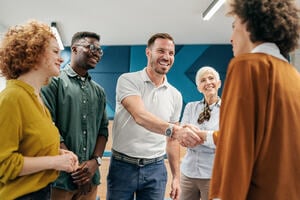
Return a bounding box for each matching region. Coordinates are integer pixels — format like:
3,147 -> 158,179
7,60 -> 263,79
145,47 -> 150,57
71,46 -> 77,53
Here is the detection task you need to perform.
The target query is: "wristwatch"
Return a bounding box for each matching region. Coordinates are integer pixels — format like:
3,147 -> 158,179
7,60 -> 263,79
165,124 -> 174,137
93,156 -> 102,166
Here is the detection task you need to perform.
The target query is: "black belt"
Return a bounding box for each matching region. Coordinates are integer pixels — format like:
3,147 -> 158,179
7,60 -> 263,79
112,149 -> 165,167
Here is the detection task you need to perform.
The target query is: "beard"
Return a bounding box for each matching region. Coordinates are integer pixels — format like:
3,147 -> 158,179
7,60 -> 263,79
154,67 -> 168,75
150,60 -> 170,75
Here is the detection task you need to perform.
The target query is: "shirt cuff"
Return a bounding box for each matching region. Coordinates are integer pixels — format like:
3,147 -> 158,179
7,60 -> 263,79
205,130 -> 215,146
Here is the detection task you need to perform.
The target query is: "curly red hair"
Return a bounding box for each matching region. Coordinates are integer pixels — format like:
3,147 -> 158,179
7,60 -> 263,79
0,20 -> 55,79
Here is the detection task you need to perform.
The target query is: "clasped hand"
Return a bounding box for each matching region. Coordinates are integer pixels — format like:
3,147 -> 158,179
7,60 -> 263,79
174,124 -> 207,147
71,160 -> 98,195
58,149 -> 79,172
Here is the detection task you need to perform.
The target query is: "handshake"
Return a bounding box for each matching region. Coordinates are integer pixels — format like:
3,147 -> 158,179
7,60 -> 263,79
171,124 -> 213,147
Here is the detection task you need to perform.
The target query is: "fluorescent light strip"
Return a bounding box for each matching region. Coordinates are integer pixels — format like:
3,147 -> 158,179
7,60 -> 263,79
51,22 -> 64,50
202,0 -> 226,21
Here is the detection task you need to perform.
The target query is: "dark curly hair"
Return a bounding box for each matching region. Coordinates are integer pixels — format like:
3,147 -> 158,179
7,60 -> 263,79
227,0 -> 300,58
0,20 -> 55,79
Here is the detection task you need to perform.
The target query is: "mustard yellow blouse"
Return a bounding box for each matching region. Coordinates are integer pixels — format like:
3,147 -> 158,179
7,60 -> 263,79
0,80 -> 60,199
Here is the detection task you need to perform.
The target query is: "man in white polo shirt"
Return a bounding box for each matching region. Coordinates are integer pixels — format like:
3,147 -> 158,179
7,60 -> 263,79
107,33 -> 201,200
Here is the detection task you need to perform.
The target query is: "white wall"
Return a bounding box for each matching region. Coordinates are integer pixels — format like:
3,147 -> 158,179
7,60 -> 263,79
293,49 -> 300,72
290,49 -> 300,72
0,76 -> 6,92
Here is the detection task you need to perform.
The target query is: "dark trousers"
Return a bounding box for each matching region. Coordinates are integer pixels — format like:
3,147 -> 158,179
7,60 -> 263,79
15,184 -> 51,200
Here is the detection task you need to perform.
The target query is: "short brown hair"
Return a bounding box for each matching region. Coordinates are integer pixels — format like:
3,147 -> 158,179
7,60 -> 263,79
227,0 -> 300,57
0,20 -> 55,79
147,33 -> 175,48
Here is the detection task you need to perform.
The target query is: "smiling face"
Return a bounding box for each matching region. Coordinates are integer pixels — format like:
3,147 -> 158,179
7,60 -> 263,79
71,37 -> 102,73
39,38 -> 63,78
146,38 -> 175,75
197,71 -> 221,100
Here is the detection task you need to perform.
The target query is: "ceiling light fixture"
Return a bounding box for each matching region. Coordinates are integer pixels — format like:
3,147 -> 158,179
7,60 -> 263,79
202,0 -> 226,21
51,22 -> 64,50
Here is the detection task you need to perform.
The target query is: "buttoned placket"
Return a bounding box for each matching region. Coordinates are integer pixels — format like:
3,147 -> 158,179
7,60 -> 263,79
79,77 -> 89,160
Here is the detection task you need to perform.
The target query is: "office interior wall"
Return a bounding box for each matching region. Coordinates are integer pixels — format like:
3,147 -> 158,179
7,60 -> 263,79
0,76 -> 5,92
290,49 -> 300,72
2,45 -> 297,119
60,44 -> 234,119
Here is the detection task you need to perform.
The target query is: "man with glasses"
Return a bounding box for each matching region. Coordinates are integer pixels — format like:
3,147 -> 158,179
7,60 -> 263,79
42,31 -> 108,200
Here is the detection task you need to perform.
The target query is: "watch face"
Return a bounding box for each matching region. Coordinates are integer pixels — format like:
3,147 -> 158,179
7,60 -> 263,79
165,128 -> 172,137
95,157 -> 102,165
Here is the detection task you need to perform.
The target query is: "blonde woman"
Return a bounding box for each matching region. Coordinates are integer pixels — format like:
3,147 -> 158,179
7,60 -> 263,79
180,66 -> 221,200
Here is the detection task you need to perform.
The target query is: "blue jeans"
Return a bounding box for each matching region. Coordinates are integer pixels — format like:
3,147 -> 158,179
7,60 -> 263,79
106,157 -> 167,200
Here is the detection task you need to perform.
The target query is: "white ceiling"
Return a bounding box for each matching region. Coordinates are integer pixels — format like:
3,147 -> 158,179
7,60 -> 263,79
0,0 -> 300,46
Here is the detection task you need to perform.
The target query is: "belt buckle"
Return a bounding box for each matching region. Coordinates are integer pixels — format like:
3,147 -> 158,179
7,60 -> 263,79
137,158 -> 145,167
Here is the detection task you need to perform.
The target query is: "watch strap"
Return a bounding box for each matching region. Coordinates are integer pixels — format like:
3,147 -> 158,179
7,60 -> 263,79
92,155 -> 102,166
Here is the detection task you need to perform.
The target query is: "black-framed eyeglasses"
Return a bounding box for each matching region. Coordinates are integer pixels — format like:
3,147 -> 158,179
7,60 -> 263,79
75,44 -> 103,56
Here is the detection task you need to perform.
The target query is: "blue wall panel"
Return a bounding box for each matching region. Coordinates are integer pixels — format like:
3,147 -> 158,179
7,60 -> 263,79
130,46 -> 147,72
90,46 -> 131,73
186,45 -> 233,97
170,45 -> 209,104
60,44 -> 233,119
